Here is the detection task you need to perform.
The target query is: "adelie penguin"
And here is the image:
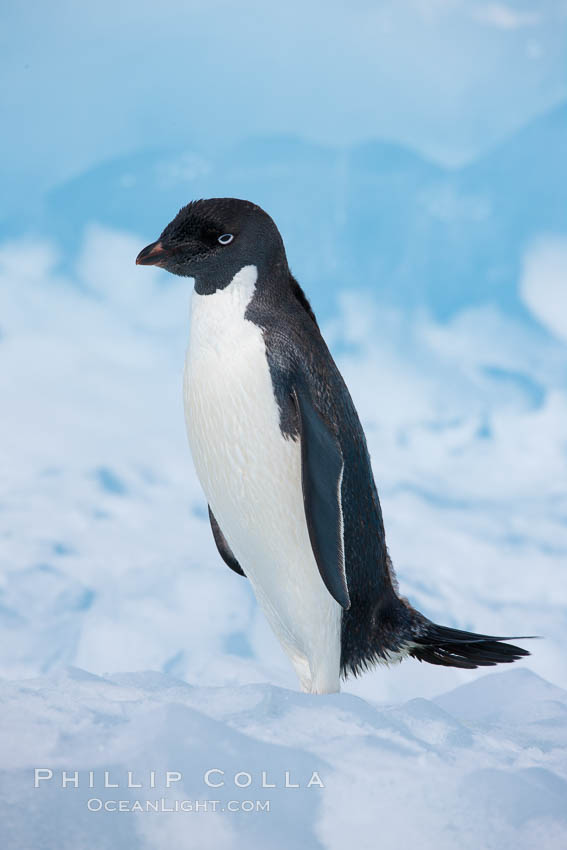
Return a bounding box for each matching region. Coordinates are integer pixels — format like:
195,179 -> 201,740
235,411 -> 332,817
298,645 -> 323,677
136,198 -> 531,694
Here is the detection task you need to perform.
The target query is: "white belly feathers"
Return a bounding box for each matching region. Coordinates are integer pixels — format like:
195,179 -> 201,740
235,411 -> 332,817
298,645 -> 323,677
183,265 -> 342,693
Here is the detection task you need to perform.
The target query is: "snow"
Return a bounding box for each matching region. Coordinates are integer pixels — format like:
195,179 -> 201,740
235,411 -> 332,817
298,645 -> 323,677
520,236 -> 567,343
1,225 -> 566,847
0,667 -> 566,849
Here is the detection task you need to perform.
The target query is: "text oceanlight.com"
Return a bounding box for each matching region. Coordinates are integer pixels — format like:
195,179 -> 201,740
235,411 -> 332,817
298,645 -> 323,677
87,798 -> 271,813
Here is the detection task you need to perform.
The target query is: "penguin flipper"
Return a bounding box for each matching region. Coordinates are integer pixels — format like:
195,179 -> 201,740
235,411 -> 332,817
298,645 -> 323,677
208,506 -> 246,577
292,384 -> 351,610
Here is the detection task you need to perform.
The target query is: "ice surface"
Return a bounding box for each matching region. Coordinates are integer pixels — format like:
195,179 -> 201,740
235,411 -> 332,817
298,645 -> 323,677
0,667 -> 566,849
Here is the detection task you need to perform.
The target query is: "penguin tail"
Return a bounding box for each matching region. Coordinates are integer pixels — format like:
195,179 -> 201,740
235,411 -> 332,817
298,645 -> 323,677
340,586 -> 535,677
406,621 -> 534,669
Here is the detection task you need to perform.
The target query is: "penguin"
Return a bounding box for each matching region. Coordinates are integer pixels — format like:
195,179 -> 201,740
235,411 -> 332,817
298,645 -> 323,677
136,197 -> 531,694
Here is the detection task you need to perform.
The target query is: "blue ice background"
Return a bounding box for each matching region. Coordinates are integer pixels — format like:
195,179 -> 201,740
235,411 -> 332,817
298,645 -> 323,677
1,2 -> 567,848
2,0 -> 566,319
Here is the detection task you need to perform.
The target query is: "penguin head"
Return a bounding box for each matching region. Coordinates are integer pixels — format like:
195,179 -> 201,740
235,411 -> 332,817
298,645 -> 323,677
136,198 -> 286,293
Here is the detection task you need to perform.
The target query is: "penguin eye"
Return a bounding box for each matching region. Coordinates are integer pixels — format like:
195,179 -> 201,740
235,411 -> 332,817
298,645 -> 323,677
218,233 -> 234,245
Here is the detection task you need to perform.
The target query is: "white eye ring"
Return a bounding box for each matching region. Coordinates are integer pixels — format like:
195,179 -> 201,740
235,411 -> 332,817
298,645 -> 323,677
218,233 -> 234,245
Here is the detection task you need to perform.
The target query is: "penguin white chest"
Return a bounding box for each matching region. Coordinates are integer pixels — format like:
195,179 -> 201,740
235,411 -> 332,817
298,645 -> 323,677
183,265 -> 341,692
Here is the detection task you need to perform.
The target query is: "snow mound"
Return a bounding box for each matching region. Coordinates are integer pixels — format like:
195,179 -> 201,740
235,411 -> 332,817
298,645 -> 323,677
0,667 -> 566,850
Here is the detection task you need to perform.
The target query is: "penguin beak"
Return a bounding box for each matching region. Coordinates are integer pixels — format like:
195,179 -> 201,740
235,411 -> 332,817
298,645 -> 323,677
136,240 -> 167,266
